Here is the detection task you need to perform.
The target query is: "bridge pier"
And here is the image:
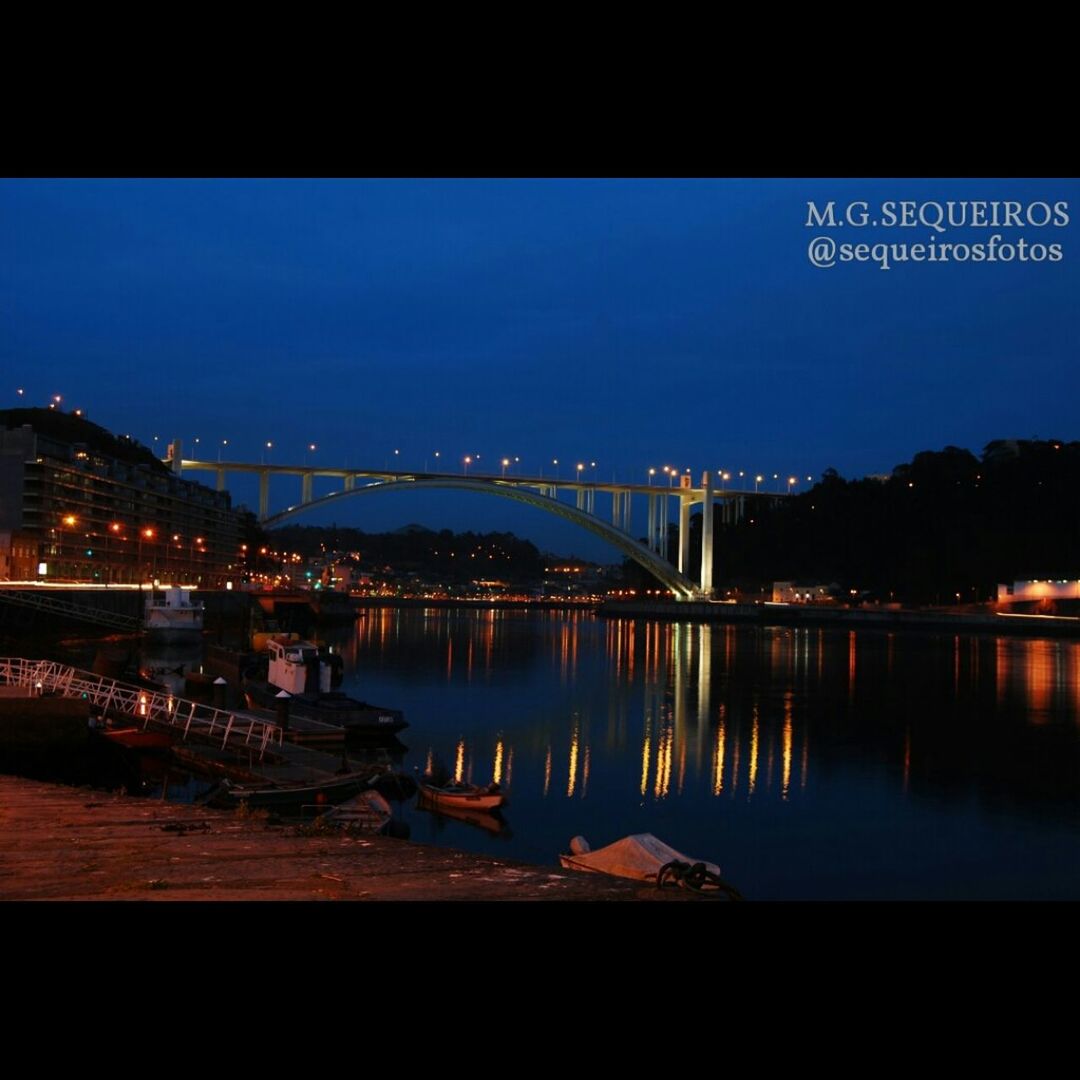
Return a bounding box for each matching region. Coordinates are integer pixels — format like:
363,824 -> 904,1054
647,494 -> 656,552
701,471 -> 714,595
622,490 -> 631,533
678,494 -> 690,575
216,467 -> 226,492
301,473 -> 313,504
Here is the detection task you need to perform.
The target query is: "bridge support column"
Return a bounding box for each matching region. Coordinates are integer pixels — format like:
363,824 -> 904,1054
623,490 -> 631,533
647,494 -> 656,551
678,494 -> 691,575
660,495 -> 669,560
576,489 -> 585,511
612,490 -> 622,529
302,473 -> 313,504
344,475 -> 355,492
701,471 -> 714,596
259,470 -> 270,520
216,467 -> 226,492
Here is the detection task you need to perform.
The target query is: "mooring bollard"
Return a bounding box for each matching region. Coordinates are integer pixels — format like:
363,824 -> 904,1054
276,689 -> 291,731
213,676 -> 227,708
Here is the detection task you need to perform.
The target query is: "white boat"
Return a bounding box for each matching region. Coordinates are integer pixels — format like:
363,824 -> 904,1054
143,587 -> 204,642
418,780 -> 507,812
559,833 -> 739,897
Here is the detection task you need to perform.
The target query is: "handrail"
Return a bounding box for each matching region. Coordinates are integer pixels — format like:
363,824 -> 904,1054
0,656 -> 283,759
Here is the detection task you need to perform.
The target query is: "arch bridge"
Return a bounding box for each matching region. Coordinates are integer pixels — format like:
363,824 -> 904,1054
168,441 -> 792,600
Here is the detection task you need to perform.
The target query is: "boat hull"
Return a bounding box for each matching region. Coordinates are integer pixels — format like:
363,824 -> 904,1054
242,677 -> 407,737
418,783 -> 506,811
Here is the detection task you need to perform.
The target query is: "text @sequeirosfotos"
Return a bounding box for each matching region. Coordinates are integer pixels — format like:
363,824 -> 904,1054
805,199 -> 1069,270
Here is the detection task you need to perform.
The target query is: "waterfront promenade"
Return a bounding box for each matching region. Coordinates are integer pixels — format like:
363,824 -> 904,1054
0,775 -> 668,901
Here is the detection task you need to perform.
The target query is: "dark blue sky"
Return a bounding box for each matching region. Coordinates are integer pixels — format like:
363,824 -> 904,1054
2,178 -> 1076,558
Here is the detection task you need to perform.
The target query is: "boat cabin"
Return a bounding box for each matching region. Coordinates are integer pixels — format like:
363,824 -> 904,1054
267,638 -> 332,695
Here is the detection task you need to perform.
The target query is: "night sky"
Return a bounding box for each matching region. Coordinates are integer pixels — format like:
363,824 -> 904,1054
2,178 -> 1076,559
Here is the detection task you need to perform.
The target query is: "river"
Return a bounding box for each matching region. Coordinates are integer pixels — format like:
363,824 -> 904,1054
316,607 -> 1080,900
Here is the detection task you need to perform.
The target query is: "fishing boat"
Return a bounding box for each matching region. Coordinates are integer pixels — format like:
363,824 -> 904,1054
417,780 -> 506,812
208,771 -> 375,809
143,587 -> 204,643
416,789 -> 512,836
97,725 -> 173,751
242,639 -> 407,738
319,789 -> 394,832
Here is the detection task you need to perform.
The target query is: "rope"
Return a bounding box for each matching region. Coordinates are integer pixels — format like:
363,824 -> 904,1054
656,860 -> 744,901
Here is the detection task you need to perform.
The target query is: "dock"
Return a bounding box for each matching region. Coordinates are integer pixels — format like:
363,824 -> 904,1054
0,775 -> 678,901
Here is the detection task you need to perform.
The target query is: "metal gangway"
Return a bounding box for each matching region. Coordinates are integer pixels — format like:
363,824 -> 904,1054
0,590 -> 140,632
0,657 -> 283,760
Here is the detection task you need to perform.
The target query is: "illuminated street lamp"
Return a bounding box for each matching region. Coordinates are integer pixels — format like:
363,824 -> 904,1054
139,527 -> 156,580
501,458 -> 510,477
219,438 -> 229,462
464,455 -> 472,476
553,459 -> 559,480
60,515 -> 77,579
305,443 -> 317,465
788,476 -> 797,493
262,441 -> 273,464
755,475 -> 763,492
648,467 -> 656,485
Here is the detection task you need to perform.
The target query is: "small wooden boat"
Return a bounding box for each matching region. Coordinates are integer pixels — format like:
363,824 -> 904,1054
416,792 -> 512,837
319,789 -> 394,832
417,780 -> 506,811
210,771 -> 375,809
97,726 -> 173,752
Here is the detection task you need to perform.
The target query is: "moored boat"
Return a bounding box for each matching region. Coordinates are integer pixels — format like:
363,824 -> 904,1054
97,725 -> 173,751
144,587 -> 204,643
242,639 -> 406,738
559,833 -> 740,898
417,780 -> 506,812
208,770 -> 376,809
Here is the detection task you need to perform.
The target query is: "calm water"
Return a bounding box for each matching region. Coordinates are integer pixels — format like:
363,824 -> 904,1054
325,608 -> 1080,900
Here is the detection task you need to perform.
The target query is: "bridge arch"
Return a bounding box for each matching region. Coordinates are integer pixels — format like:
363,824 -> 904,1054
261,476 -> 699,599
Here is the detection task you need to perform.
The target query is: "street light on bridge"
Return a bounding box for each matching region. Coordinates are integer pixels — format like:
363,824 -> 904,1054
648,467 -> 656,485
755,475 -> 763,492
464,455 -> 472,476
501,458 -> 510,477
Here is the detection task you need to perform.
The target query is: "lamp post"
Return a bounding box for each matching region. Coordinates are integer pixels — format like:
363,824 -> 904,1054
553,459 -> 559,481
139,528 -> 156,582
648,467 -> 656,485
755,475 -> 763,493
61,514 -> 77,580
464,456 -> 472,477
501,458 -> 510,477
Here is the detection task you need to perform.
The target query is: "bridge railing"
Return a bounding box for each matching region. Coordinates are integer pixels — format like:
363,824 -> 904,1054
0,657 -> 283,759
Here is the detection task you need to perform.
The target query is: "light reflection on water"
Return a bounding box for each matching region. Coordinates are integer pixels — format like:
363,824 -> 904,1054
333,608 -> 1080,899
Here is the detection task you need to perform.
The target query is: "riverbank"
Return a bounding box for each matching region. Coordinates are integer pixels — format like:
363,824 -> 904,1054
0,775 -> 677,901
597,599 -> 1080,637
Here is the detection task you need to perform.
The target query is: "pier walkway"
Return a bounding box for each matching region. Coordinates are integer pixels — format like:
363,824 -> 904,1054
0,775 -> 661,901
0,657 -> 283,759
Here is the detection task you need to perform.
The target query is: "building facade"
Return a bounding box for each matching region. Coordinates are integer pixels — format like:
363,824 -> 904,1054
0,408 -> 254,585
